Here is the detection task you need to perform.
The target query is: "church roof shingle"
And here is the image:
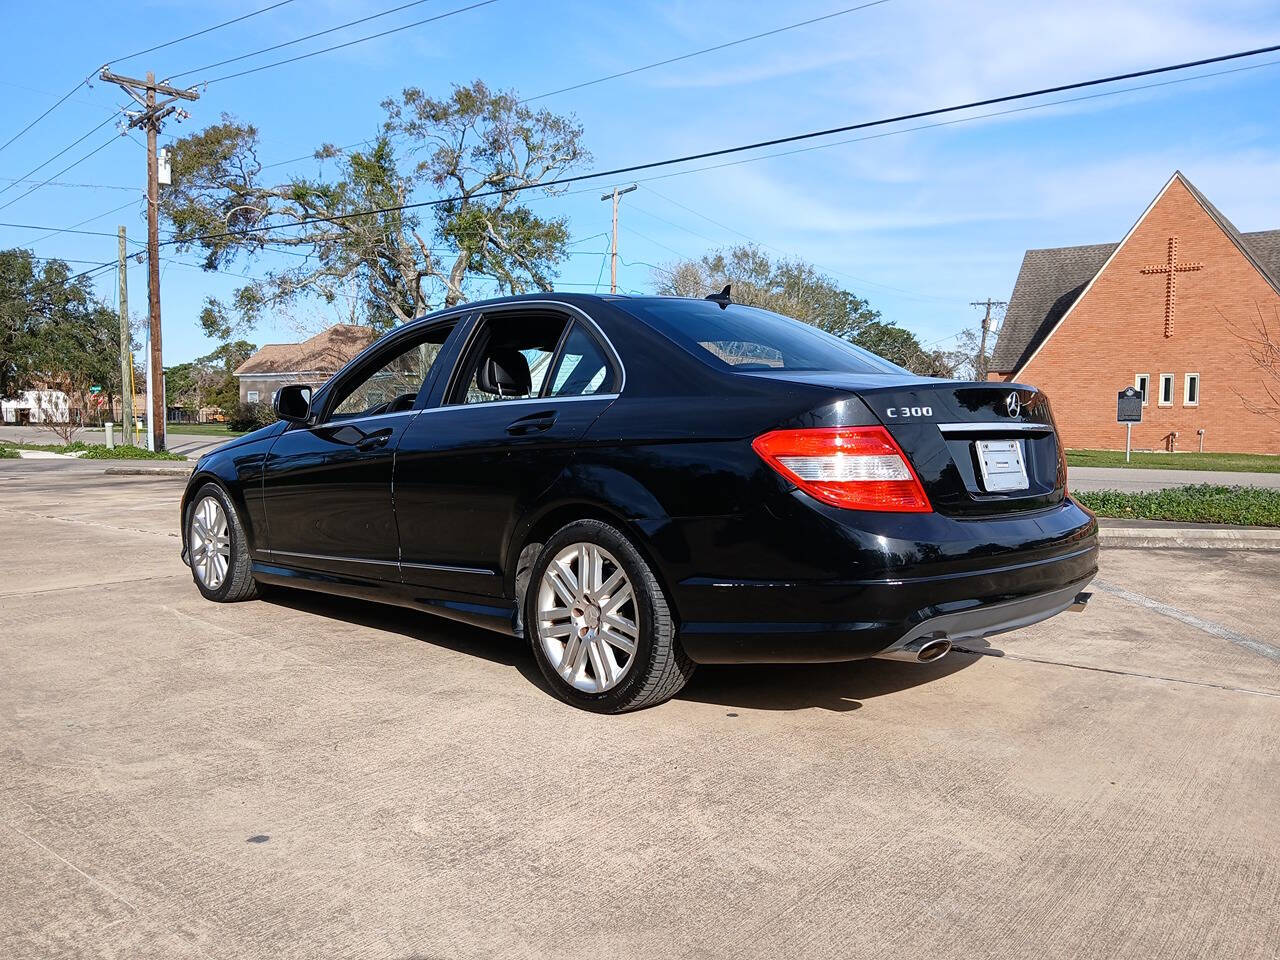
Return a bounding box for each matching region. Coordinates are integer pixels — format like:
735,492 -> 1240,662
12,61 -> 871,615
990,172 -> 1280,375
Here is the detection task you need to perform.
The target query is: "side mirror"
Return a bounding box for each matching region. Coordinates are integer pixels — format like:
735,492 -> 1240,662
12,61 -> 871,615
273,384 -> 312,423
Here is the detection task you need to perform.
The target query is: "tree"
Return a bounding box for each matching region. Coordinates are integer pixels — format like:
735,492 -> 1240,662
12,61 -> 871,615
653,245 -> 952,376
1227,304 -> 1280,420
162,80 -> 590,336
165,339 -> 257,414
0,249 -> 122,431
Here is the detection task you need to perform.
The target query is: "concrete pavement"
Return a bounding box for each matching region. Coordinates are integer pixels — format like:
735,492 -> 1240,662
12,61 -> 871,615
2,457 -> 1279,959
1068,464 -> 1280,491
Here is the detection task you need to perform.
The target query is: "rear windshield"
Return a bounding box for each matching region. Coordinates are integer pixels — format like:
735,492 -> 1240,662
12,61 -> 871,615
616,298 -> 907,375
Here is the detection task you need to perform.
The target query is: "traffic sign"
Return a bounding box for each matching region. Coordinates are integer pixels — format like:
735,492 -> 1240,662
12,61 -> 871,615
89,385 -> 103,394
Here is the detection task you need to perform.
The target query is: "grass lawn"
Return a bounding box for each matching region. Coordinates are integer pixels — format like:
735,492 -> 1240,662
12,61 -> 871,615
165,422 -> 245,437
1075,485 -> 1280,526
0,441 -> 187,461
1067,449 -> 1280,473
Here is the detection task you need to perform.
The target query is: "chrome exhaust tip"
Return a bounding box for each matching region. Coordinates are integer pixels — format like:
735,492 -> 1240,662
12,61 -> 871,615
873,635 -> 953,664
916,637 -> 952,662
1069,591 -> 1092,612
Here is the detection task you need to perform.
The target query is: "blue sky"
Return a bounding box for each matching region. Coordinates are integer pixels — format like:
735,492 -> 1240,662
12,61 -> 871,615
3,0 -> 1280,363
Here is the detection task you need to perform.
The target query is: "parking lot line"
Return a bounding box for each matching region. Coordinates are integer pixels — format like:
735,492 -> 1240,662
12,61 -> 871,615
1093,579 -> 1280,662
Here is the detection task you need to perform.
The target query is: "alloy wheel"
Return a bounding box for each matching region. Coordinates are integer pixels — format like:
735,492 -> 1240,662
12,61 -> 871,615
536,542 -> 640,693
190,496 -> 231,591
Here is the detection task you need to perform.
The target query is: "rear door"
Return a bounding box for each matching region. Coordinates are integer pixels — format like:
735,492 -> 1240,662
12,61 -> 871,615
394,306 -> 621,592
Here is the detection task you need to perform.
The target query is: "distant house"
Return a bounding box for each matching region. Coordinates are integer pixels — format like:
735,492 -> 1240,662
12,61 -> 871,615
233,324 -> 376,405
1,389 -> 69,424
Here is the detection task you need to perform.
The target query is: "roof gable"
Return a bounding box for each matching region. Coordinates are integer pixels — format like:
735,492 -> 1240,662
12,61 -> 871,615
992,172 -> 1280,376
234,324 -> 376,377
990,242 -> 1115,372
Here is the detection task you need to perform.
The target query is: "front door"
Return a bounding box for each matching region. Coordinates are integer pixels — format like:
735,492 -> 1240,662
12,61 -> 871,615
260,321 -> 459,581
395,309 -> 621,593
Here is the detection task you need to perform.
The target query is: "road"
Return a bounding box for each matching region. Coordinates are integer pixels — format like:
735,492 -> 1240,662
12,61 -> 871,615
1,458 -> 1278,959
0,425 -> 226,459
1068,464 -> 1280,491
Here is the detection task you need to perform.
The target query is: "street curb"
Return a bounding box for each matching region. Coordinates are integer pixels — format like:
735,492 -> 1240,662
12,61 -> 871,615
103,466 -> 193,478
1100,523 -> 1280,551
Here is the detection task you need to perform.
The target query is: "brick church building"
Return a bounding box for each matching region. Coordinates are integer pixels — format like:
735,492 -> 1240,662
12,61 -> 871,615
988,171 -> 1280,454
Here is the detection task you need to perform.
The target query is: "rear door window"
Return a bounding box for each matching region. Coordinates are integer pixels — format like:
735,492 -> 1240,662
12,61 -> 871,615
448,311 -> 568,405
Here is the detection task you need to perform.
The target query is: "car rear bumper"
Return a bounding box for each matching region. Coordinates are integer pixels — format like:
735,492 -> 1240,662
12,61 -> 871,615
668,498 -> 1099,664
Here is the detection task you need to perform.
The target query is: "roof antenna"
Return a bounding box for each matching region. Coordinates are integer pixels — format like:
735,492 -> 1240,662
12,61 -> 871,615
705,284 -> 732,310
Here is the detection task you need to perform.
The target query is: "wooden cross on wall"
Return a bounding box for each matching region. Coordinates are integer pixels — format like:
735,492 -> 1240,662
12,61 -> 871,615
1140,236 -> 1203,338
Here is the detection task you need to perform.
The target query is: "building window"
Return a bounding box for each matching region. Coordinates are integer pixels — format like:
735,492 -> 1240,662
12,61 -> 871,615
1135,374 -> 1149,405
246,390 -> 260,403
1158,374 -> 1174,407
1184,373 -> 1200,407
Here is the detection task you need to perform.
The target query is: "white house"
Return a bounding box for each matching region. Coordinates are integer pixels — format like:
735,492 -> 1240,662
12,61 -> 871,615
1,389 -> 70,424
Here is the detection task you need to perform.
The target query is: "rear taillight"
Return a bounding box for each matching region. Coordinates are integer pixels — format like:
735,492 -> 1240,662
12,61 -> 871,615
752,426 -> 932,513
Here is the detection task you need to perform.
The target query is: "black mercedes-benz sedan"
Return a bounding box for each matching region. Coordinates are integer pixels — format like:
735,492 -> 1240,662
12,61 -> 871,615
181,292 -> 1097,713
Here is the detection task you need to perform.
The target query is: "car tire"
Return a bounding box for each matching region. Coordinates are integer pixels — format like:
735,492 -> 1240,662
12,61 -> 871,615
526,519 -> 694,713
186,482 -> 260,603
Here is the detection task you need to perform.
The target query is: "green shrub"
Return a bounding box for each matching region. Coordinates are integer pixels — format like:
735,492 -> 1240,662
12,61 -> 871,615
1076,485 -> 1280,527
0,441 -> 184,461
227,401 -> 278,433
73,443 -> 186,461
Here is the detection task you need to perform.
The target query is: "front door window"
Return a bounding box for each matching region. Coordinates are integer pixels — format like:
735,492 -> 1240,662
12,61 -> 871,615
329,326 -> 453,420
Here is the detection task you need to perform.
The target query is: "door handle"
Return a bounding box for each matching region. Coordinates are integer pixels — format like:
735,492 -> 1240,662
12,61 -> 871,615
506,412 -> 557,436
356,429 -> 393,451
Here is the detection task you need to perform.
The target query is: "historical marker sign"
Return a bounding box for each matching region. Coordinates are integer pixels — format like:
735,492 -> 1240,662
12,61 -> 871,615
1117,386 -> 1143,423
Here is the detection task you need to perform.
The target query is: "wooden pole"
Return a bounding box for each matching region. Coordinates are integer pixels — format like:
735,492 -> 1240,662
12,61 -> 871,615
599,184 -> 637,296
117,226 -> 134,445
144,72 -> 165,452
100,67 -> 198,450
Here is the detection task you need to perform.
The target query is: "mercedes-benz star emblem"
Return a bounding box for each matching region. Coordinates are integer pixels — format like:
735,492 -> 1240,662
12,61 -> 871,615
1005,392 -> 1021,418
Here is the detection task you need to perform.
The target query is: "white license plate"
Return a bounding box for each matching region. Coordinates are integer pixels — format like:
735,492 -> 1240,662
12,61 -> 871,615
976,439 -> 1028,492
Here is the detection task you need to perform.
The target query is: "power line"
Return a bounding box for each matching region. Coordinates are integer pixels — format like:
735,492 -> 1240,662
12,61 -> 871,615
261,139 -> 373,170
24,199 -> 143,247
0,71 -> 99,156
111,0 -> 301,64
616,56 -> 1280,195
0,176 -> 134,191
200,0 -> 502,85
173,42 -> 1280,247
523,0 -> 892,102
0,220 -> 124,238
255,49 -> 1274,186
167,0 -> 438,82
0,112 -> 120,200
0,0 -> 298,154
0,133 -> 123,213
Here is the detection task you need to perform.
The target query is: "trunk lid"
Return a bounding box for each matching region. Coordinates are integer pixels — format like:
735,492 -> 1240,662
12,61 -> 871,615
748,372 -> 1067,516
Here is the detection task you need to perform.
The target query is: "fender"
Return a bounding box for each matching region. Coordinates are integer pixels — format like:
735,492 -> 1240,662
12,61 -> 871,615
502,461 -> 684,603
179,426 -> 283,557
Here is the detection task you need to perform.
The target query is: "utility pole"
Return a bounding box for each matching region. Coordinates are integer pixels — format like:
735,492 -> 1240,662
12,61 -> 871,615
117,226 -> 134,446
100,67 -> 198,452
600,183 -> 637,295
970,298 -> 1008,381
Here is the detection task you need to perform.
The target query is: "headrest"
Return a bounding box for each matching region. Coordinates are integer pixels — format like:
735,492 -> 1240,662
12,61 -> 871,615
476,346 -> 531,396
